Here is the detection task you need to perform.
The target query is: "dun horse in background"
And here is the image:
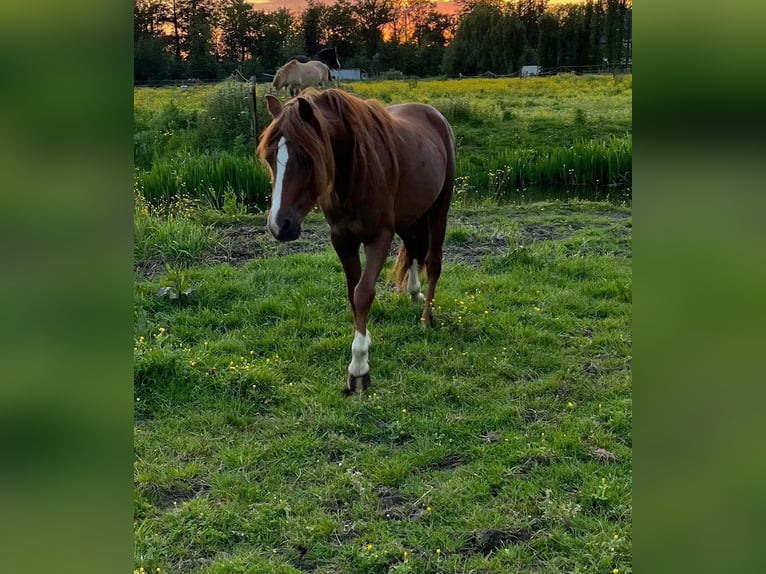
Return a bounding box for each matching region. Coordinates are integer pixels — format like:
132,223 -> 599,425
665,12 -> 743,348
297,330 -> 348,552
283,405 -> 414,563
257,89 -> 456,392
272,60 -> 333,97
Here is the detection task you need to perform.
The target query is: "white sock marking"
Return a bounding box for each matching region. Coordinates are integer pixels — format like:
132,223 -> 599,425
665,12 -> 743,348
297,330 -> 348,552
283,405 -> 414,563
268,136 -> 289,236
348,330 -> 371,377
407,259 -> 424,302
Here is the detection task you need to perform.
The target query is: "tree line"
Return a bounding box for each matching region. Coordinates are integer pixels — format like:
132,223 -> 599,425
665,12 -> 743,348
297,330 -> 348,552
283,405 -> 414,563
134,0 -> 632,83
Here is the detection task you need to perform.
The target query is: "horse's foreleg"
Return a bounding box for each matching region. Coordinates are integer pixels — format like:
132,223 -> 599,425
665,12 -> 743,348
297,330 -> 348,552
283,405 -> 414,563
331,232 -> 361,315
345,230 -> 393,392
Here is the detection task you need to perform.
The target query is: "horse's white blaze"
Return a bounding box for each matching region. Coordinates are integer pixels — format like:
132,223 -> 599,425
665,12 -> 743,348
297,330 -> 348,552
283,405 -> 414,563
268,137 -> 289,235
348,330 -> 371,377
407,259 -> 424,302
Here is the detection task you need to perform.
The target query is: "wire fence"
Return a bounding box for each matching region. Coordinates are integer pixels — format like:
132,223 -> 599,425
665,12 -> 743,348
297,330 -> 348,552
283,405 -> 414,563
133,63 -> 631,87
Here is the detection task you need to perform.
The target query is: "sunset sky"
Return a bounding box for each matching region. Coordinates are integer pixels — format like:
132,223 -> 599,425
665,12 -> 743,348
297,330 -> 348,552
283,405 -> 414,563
247,0 -> 579,17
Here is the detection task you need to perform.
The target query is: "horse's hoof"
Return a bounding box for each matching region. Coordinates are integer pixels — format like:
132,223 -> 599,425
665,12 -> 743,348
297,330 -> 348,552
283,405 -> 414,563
410,292 -> 425,303
345,372 -> 371,394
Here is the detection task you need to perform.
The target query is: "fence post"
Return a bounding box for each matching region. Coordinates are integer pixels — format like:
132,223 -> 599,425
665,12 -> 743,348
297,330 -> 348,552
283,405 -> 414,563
249,76 -> 257,142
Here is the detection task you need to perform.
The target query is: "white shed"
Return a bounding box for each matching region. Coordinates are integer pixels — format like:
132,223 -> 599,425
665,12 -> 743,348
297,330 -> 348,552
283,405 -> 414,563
335,68 -> 364,81
521,66 -> 541,77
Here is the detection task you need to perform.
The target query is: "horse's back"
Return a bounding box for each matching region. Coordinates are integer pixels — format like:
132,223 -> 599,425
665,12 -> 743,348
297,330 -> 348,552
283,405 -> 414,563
308,60 -> 331,82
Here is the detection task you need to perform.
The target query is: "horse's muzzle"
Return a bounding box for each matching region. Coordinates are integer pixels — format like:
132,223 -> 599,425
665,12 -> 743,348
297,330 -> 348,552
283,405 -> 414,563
270,216 -> 301,242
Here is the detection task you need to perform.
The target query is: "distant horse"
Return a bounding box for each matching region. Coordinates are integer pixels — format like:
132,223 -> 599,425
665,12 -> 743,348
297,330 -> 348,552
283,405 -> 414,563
272,60 -> 332,97
257,89 -> 455,392
289,47 -> 341,72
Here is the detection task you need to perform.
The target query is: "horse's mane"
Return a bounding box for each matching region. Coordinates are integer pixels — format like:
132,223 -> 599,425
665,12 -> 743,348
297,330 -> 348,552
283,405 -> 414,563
257,89 -> 335,201
257,89 -> 400,203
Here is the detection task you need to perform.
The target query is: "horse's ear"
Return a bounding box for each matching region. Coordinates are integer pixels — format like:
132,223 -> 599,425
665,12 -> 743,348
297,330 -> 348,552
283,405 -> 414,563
265,95 -> 282,117
297,97 -> 314,124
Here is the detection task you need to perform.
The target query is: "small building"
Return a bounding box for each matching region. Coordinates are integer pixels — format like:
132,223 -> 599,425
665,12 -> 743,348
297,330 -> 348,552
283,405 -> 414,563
521,65 -> 541,77
335,68 -> 365,81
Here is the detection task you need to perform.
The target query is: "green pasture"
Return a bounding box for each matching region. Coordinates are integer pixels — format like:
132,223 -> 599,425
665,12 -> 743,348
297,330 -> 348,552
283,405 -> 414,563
134,74 -> 632,573
134,196 -> 632,573
134,75 -> 632,205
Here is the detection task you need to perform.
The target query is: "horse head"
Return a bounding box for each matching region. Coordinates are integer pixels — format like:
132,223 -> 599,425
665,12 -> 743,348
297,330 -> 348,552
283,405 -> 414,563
316,47 -> 340,70
272,60 -> 297,92
258,93 -> 335,241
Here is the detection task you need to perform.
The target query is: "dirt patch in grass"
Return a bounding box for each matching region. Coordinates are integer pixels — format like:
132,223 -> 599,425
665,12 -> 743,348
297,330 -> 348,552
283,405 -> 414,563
134,259 -> 167,280
470,527 -> 536,555
520,223 -> 581,244
177,557 -> 213,572
444,235 -> 511,266
591,447 -> 619,462
208,221 -> 511,269
141,480 -> 211,510
376,486 -> 427,521
207,221 -> 331,266
522,408 -> 547,423
422,453 -> 466,473
135,205 -> 631,278
506,454 -> 552,478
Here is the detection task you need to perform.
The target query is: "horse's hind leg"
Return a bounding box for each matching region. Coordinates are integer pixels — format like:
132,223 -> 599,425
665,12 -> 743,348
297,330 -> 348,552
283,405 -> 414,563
396,220 -> 428,304
422,189 -> 452,326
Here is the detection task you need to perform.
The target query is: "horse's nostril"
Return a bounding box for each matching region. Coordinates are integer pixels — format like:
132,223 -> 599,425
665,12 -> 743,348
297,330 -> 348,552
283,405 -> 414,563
276,217 -> 300,241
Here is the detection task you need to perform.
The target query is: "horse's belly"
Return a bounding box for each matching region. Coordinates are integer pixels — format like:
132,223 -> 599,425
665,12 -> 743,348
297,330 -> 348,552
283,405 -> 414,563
394,155 -> 446,224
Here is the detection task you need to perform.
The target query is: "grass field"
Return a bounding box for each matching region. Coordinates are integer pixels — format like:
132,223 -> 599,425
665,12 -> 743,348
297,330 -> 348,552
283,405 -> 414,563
134,75 -> 631,205
134,197 -> 632,573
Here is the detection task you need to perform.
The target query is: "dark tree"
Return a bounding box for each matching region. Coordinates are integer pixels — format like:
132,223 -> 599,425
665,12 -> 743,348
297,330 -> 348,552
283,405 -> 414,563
353,0 -> 395,58
302,0 -> 328,56
220,0 -> 255,64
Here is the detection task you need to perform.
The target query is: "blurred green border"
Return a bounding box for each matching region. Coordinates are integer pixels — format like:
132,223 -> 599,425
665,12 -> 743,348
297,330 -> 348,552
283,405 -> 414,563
637,2 -> 766,572
0,2 -> 134,574
3,1 -> 764,571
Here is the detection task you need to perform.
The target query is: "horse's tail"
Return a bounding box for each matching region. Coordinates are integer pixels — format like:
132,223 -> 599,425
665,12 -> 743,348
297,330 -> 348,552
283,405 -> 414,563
392,247 -> 408,291
392,246 -> 424,292
391,221 -> 429,292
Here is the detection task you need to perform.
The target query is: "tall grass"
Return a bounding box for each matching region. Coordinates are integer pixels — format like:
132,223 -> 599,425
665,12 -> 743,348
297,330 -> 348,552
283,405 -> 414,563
136,151 -> 272,210
459,135 -> 632,198
134,190 -> 218,266
134,76 -> 632,205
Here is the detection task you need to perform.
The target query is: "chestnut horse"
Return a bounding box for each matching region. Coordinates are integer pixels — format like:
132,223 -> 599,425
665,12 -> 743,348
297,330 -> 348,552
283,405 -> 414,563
257,89 -> 455,392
